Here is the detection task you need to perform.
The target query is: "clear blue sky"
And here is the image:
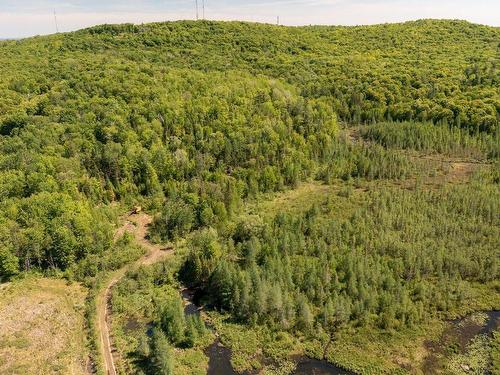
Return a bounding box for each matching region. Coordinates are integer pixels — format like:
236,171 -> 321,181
1,0 -> 499,38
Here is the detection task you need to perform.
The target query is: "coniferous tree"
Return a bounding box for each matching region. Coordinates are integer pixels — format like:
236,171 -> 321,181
151,328 -> 174,375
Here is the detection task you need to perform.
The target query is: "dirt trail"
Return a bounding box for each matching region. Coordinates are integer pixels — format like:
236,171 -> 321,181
98,212 -> 173,375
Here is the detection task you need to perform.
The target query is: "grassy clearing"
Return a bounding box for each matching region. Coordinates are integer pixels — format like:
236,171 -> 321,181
343,124 -> 491,190
243,180 -> 368,221
0,276 -> 89,375
244,182 -> 335,218
242,148 -> 489,223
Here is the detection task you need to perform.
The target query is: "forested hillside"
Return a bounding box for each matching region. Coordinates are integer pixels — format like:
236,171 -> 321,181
2,20 -> 499,131
0,19 -> 498,375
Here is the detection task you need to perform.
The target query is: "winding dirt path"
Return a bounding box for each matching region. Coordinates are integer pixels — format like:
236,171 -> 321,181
97,212 -> 173,375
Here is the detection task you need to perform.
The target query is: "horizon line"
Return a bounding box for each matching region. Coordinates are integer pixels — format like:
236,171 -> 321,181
1,17 -> 498,40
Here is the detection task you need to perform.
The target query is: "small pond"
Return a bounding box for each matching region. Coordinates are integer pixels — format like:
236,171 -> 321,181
206,339 -> 239,375
294,358 -> 356,375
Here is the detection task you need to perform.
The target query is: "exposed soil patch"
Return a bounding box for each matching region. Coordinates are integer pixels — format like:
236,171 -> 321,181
414,155 -> 488,184
0,278 -> 89,375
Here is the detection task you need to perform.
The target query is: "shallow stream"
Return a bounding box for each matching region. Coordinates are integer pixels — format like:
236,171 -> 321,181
181,287 -> 356,375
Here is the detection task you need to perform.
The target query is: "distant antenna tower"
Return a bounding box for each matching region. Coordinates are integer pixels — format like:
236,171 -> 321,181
195,0 -> 199,20
53,10 -> 59,33
277,16 -> 280,25
202,0 -> 205,20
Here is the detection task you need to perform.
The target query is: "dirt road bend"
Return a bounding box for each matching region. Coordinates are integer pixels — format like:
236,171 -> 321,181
97,212 -> 172,375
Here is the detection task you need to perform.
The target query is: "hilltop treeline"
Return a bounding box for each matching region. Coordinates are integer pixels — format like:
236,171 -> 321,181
2,20 -> 498,131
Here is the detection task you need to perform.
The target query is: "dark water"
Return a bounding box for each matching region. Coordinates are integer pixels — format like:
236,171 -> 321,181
294,358 -> 356,375
423,310 -> 500,373
448,310 -> 500,348
204,350 -> 356,375
479,310 -> 500,335
181,287 -> 358,375
205,339 -> 239,375
181,288 -> 200,316
181,288 -> 239,375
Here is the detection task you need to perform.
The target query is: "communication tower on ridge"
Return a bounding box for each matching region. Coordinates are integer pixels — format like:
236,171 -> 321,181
54,10 -> 59,33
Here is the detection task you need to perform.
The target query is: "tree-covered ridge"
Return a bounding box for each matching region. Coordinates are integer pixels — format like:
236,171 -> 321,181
1,20 -> 499,131
0,19 -> 497,288
3,18 -> 464,278
0,66 -> 343,278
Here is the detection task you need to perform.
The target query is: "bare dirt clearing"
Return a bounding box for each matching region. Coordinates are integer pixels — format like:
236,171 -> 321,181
0,277 -> 89,375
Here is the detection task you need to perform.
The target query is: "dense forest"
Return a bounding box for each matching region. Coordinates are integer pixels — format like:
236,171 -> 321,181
0,19 -> 499,375
1,19 -> 498,279
2,20 -> 499,131
183,181 -> 499,327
